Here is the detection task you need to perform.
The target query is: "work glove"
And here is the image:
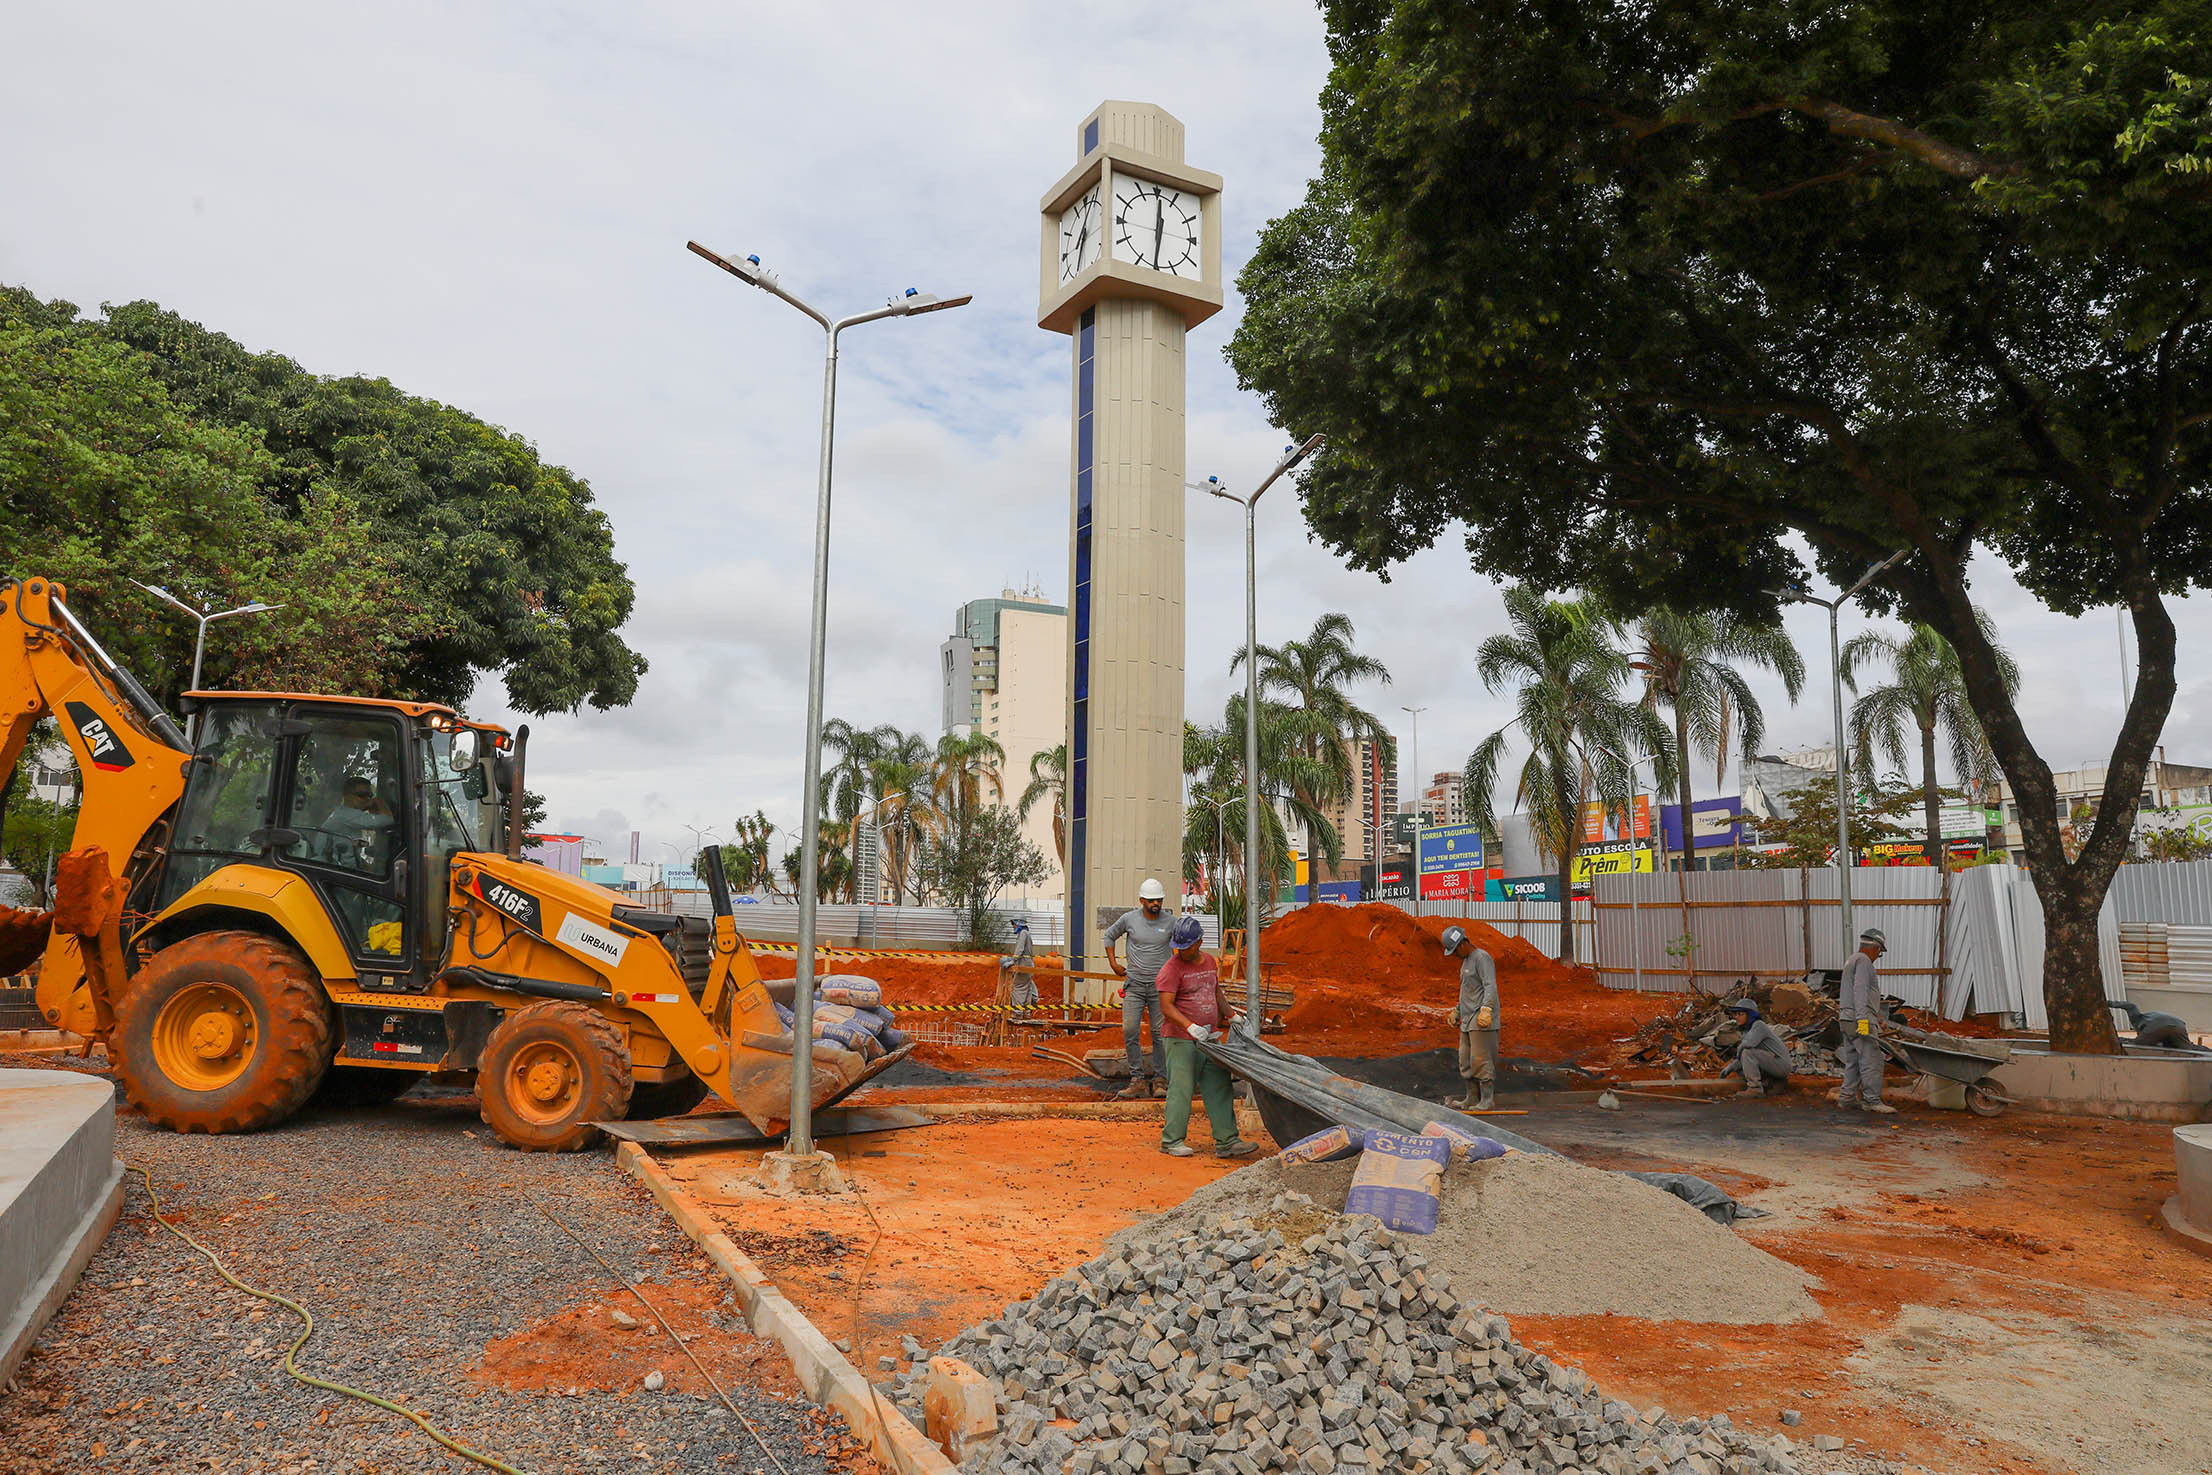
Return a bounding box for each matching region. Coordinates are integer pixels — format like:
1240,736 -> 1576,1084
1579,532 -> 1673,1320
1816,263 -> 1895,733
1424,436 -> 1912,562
1855,1018 -> 1873,1037
1187,1024 -> 1211,1042
1475,1007 -> 1494,1030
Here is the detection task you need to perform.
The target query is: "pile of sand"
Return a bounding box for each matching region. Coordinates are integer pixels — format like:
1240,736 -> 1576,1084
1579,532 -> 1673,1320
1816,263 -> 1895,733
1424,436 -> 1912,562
1109,1151 -> 1819,1325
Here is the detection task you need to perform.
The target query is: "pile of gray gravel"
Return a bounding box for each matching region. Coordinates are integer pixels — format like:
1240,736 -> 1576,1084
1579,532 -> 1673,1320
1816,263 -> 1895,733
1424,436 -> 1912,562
1106,1151 -> 1818,1324
891,1190 -> 1805,1475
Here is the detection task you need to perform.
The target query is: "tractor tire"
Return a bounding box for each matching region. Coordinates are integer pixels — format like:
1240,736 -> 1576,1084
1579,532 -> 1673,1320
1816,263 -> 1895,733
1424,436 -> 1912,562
626,1072 -> 711,1121
313,1065 -> 420,1109
477,1000 -> 633,1151
117,931 -> 332,1135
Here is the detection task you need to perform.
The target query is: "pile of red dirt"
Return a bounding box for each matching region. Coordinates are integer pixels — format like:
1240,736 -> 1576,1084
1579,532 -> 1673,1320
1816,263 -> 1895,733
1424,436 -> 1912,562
752,950 -> 1009,1004
1259,903 -> 1677,1065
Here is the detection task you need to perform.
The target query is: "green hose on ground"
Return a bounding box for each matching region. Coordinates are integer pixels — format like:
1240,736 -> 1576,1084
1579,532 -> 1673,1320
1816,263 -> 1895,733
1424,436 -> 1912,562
125,1164 -> 530,1475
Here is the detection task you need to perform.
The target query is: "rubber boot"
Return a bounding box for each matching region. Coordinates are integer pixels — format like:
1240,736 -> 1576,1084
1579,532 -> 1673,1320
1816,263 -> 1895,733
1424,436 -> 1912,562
1473,1086 -> 1495,1112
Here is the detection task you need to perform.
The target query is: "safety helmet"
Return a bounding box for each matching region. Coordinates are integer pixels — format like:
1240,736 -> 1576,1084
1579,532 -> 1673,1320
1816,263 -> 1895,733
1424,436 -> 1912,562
1010,918 -> 1028,932
1729,1000 -> 1760,1020
1441,926 -> 1468,954
1138,878 -> 1167,901
1171,915 -> 1205,949
1860,927 -> 1888,951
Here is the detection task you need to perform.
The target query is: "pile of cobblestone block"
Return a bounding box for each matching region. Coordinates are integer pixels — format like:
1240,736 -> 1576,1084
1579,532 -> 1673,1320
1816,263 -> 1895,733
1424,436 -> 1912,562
888,1192 -> 1804,1475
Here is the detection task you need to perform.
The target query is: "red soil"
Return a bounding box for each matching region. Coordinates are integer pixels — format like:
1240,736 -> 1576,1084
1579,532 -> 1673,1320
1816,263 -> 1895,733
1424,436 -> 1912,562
749,904 -> 1680,1072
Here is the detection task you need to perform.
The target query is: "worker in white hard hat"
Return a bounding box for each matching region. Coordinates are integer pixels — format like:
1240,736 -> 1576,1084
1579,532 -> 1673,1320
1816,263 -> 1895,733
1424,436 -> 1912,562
1442,925 -> 1501,1111
1102,878 -> 1175,1099
1836,927 -> 1897,1115
999,918 -> 1038,1009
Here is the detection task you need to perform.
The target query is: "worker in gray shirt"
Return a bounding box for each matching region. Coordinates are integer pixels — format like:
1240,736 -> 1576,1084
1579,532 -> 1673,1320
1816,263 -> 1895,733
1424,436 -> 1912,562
1443,925 -> 1501,1111
2117,1000 -> 2203,1052
1103,878 -> 1176,1099
1723,1001 -> 1793,1098
1837,927 -> 1897,1115
1000,918 -> 1038,1009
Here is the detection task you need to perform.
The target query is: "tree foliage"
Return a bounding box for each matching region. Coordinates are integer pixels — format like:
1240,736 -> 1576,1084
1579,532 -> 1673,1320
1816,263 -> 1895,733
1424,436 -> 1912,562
1842,615 -> 2018,857
1230,612 -> 1393,873
1625,608 -> 1804,836
1,286 -> 643,715
915,805 -> 1051,947
1229,1 -> 2212,1049
1742,773 -> 1922,870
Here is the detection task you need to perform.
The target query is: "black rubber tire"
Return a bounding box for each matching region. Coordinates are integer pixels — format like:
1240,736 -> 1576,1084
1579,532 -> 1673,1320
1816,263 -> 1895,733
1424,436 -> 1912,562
1965,1082 -> 2007,1118
117,931 -> 331,1135
313,1065 -> 421,1108
626,1072 -> 711,1120
476,1000 -> 633,1151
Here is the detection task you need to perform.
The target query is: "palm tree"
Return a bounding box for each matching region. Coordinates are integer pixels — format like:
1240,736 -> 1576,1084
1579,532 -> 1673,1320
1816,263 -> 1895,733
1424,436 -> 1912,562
1230,612 -> 1392,876
867,731 -> 939,905
1841,615 -> 2019,860
932,730 -> 1007,838
1625,608 -> 1804,866
1464,587 -> 1673,960
1018,744 -> 1068,874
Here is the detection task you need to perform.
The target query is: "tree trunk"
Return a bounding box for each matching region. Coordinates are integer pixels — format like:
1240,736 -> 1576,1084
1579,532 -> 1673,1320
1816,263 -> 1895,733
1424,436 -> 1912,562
1556,844 -> 1577,962
1919,723 -> 1942,861
1900,557 -> 2175,1055
1674,700 -> 1694,873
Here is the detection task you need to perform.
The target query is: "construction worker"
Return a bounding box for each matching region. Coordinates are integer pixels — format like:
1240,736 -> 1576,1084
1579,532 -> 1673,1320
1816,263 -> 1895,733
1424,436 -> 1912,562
2117,999 -> 2203,1051
1103,878 -> 1174,1099
1000,919 -> 1038,1009
1443,925 -> 1500,1111
1837,927 -> 1897,1115
1155,915 -> 1259,1160
1723,1001 -> 1793,1098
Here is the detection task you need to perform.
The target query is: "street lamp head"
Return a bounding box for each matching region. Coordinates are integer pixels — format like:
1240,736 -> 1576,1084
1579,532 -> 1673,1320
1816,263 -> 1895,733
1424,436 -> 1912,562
899,291 -> 973,316
1280,432 -> 1326,470
687,240 -> 775,288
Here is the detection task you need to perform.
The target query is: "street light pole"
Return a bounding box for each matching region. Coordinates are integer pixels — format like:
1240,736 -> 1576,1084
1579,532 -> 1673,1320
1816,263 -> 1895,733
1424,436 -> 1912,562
1772,550 -> 1908,961
131,582 -> 283,740
1189,433 -> 1324,1039
691,241 -> 970,1161
1401,706 -> 1427,913
1198,790 -> 1244,929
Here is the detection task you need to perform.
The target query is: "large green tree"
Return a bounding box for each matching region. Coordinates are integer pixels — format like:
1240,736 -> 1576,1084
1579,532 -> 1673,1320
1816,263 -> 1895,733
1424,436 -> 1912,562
2,287 -> 644,715
1229,1 -> 2212,1051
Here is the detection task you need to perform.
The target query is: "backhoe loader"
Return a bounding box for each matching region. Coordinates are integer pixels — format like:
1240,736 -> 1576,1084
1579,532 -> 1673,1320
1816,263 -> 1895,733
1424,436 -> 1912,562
1,575 -> 907,1150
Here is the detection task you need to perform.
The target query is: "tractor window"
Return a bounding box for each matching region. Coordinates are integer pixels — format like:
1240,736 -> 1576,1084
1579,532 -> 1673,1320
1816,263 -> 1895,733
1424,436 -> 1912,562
157,702 -> 284,904
283,717 -> 401,880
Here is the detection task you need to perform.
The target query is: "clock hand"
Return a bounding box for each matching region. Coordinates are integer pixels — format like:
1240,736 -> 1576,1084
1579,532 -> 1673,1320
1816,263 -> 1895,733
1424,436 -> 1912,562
1153,201 -> 1164,265
1076,219 -> 1089,263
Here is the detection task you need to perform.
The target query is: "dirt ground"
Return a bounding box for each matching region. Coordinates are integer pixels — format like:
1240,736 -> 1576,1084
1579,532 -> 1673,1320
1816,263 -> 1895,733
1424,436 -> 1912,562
653,1093 -> 2210,1475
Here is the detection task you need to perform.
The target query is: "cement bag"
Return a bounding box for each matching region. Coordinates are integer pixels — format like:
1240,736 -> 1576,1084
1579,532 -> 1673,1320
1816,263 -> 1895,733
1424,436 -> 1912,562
1420,1121 -> 1511,1163
1280,1125 -> 1362,1164
878,1027 -> 912,1052
1344,1130 -> 1450,1235
818,975 -> 883,1008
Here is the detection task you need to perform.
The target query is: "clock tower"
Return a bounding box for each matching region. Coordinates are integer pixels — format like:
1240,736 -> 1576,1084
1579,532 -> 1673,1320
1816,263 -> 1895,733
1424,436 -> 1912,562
1039,101 -> 1223,983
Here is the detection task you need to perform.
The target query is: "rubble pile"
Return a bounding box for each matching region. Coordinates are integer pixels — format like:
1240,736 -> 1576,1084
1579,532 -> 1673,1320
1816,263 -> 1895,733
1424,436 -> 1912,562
889,1192 -> 1805,1475
1614,978 -> 2003,1081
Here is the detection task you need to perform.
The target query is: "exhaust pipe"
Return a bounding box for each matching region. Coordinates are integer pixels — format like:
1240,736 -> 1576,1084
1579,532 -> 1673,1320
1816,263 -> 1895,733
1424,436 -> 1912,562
506,724 -> 530,861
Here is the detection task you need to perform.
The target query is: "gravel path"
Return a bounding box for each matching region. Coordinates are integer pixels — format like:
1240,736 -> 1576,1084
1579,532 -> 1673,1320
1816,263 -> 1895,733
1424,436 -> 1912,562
2,1069 -> 872,1475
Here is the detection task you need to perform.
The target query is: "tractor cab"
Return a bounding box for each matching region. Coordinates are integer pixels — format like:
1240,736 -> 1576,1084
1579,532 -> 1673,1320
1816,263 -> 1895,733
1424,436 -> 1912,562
149,692 -> 513,991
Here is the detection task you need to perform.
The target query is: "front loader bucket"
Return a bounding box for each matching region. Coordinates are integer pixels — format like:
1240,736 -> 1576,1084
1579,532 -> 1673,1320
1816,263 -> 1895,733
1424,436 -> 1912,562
0,905 -> 53,976
715,1038 -> 914,1134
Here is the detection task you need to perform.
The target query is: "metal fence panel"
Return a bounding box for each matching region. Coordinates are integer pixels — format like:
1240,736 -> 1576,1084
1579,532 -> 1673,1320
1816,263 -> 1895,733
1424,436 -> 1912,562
2107,859 -> 2212,925
625,895 -> 1221,952
1392,897 -> 1594,963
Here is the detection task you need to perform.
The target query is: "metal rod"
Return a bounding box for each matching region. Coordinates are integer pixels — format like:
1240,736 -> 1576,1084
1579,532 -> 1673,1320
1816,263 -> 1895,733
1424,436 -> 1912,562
1827,599 -> 1852,955
1402,705 -> 1425,916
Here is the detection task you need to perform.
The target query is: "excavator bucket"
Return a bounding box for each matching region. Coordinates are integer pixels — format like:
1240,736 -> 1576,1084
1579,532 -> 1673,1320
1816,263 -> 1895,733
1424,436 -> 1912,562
0,904 -> 51,977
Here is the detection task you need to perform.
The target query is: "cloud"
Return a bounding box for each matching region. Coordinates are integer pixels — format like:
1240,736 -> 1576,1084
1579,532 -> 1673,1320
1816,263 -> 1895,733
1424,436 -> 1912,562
6,2 -> 2207,862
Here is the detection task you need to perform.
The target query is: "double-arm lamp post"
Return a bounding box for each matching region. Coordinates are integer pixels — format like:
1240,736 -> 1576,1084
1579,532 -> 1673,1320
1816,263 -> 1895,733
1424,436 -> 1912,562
1769,551 -> 1909,959
689,241 -> 969,1161
1187,433 -> 1325,1037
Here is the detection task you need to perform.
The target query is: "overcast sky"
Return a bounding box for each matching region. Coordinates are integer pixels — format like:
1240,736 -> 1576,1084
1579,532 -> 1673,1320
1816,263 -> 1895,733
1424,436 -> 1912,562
8,2 -> 2208,865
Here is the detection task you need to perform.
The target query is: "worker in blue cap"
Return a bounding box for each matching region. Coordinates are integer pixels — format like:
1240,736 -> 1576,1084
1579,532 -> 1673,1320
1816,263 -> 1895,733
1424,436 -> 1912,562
1722,1000 -> 1794,1099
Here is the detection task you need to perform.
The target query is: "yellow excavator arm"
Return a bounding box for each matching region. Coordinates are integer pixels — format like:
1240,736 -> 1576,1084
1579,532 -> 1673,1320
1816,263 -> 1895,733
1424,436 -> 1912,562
1,576 -> 193,1034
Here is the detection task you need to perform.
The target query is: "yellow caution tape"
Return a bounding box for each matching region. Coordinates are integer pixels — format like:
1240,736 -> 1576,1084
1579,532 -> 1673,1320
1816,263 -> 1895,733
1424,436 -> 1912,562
891,1002 -> 1118,1016
748,943 -> 1004,963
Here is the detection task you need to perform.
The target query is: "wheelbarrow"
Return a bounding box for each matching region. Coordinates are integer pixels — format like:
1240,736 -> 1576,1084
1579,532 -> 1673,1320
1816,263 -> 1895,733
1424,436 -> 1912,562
1881,1034 -> 2013,1116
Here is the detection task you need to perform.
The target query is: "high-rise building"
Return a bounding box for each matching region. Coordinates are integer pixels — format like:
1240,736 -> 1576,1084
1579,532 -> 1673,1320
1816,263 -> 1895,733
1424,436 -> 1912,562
1320,736 -> 1398,864
1420,769 -> 1467,828
939,588 -> 1069,901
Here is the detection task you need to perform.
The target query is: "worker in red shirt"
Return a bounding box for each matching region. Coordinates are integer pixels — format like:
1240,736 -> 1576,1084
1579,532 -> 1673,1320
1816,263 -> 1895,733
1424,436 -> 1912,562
1155,915 -> 1260,1161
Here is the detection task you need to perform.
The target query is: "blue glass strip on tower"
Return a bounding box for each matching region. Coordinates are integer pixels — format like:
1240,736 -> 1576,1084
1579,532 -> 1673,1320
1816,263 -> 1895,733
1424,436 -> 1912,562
1070,308 -> 1096,960
1084,119 -> 1099,154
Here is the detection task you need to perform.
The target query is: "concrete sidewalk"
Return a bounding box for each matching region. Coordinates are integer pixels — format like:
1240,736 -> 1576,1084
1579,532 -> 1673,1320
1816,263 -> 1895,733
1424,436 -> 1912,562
0,1067 -> 123,1384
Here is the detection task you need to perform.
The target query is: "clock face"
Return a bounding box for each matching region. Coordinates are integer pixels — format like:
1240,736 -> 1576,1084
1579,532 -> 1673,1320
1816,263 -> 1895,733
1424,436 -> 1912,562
1058,185 -> 1103,284
1112,178 -> 1201,278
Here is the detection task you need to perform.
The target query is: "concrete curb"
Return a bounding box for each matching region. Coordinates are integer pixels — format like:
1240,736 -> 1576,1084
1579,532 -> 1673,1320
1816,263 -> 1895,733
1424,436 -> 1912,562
614,1141 -> 955,1475
2161,1196 -> 2212,1261
1,1162 -> 121,1386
